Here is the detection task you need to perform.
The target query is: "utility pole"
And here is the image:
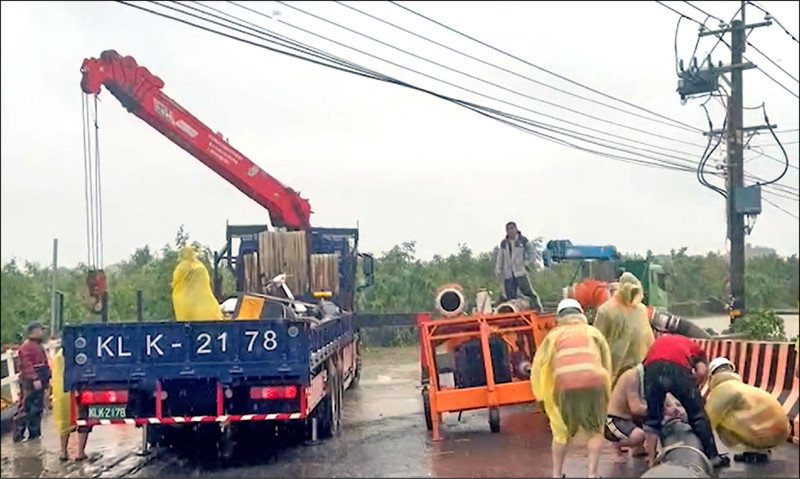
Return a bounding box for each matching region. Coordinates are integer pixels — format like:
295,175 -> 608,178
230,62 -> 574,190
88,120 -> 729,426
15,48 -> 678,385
728,15 -> 746,324
693,2 -> 773,324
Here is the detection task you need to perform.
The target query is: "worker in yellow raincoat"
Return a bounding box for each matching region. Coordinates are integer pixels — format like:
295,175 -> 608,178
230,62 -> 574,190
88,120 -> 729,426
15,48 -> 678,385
705,357 -> 790,463
532,299 -> 612,479
172,246 -> 223,322
594,272 -> 654,387
52,348 -> 91,461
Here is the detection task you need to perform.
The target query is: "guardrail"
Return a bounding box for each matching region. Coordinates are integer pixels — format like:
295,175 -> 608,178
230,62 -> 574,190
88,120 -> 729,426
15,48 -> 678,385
1,349 -> 21,405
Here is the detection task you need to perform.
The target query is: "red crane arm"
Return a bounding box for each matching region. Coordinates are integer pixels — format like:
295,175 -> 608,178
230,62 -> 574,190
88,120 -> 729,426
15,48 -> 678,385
80,50 -> 312,231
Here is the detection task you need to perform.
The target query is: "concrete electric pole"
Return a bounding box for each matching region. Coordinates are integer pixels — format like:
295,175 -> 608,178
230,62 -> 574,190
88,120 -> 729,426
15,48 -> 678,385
691,2 -> 774,324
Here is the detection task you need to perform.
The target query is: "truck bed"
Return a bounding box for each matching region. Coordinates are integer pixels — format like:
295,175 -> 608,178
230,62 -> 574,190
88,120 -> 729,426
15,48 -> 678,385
63,314 -> 354,391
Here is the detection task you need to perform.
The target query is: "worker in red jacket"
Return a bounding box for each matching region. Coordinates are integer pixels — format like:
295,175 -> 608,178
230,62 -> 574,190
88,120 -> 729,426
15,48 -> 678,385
12,322 -> 52,442
642,334 -> 729,470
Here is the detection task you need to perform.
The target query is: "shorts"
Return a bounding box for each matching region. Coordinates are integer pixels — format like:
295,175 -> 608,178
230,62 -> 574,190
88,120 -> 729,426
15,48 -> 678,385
604,415 -> 641,443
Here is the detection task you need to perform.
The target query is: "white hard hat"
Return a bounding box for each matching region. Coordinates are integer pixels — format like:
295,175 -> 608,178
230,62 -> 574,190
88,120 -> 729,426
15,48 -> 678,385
709,357 -> 735,375
556,298 -> 584,316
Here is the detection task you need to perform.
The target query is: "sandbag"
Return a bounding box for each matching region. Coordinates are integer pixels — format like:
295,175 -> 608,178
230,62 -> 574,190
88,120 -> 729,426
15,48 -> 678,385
705,371 -> 790,450
172,246 -> 223,322
531,314 -> 612,444
594,272 -> 654,387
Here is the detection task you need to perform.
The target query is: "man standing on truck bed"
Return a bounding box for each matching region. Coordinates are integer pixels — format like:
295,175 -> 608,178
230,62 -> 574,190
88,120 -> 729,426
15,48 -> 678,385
12,322 -> 52,442
494,221 -> 543,311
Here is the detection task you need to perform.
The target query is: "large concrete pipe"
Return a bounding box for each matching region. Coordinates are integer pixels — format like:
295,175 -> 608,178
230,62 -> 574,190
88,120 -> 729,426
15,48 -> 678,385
640,421 -> 712,479
435,284 -> 466,318
495,297 -> 532,314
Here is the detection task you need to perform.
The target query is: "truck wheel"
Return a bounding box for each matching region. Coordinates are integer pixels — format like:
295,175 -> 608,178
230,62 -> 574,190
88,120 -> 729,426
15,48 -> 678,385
219,424 -> 235,461
316,359 -> 342,439
146,424 -> 165,447
489,407 -> 501,433
422,387 -> 433,431
348,337 -> 362,390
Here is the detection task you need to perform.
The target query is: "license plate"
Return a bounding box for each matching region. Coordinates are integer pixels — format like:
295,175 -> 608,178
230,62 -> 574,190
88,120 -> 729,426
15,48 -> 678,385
87,405 -> 127,420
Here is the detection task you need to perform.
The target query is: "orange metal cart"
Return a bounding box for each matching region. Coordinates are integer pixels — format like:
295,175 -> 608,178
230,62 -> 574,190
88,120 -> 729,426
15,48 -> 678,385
416,310 -> 556,440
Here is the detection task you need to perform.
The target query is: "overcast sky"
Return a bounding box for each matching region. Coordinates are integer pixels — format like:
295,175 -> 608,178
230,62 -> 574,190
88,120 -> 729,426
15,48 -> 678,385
2,1 -> 798,269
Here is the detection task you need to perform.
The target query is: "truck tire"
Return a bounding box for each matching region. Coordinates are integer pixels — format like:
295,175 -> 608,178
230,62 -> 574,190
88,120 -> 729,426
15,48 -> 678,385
315,358 -> 342,439
347,336 -> 362,390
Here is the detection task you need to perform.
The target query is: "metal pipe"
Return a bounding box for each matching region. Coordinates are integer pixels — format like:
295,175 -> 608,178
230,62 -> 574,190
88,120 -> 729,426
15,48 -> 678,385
649,310 -> 711,339
640,421 -> 711,478
434,284 -> 466,318
495,297 -> 532,314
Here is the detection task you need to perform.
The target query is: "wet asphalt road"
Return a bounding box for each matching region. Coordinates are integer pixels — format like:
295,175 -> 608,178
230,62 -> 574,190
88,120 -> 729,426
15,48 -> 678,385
2,346 -> 798,478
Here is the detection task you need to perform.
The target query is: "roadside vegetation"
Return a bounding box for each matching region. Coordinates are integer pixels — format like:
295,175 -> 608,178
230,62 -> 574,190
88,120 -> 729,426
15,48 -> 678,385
1,228 -> 797,345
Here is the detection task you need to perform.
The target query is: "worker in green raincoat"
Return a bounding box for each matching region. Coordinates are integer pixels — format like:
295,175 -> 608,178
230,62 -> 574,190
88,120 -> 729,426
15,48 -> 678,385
172,246 -> 223,322
594,272 -> 654,387
532,299 -> 612,479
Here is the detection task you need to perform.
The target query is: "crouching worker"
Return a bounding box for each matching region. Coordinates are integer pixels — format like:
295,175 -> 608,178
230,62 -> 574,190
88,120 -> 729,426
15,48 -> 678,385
642,334 -> 729,470
605,360 -> 687,462
705,357 -> 790,463
532,299 -> 612,478
605,363 -> 647,460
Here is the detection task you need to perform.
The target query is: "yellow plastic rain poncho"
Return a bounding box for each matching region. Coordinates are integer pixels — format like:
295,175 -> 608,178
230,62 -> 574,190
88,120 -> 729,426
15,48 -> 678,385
594,272 -> 654,387
531,313 -> 612,444
705,370 -> 790,451
172,246 -> 223,322
52,349 -> 73,437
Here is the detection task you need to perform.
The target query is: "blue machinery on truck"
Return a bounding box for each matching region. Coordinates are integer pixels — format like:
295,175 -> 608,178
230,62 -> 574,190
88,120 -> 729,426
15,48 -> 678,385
63,50 -> 375,449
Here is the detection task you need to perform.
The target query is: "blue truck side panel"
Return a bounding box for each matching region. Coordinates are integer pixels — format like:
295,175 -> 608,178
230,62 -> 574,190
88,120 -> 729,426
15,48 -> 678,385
63,315 -> 354,391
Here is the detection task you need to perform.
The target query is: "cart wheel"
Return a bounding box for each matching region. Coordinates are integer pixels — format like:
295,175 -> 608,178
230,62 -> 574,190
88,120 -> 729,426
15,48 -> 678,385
422,387 -> 433,431
489,407 -> 500,433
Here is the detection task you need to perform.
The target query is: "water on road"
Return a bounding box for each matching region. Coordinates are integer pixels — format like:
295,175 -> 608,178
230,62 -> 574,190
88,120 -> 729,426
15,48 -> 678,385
2,346 -> 798,478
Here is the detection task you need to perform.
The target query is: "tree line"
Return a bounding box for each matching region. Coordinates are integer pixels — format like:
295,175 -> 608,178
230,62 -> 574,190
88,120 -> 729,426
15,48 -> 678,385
1,228 -> 797,345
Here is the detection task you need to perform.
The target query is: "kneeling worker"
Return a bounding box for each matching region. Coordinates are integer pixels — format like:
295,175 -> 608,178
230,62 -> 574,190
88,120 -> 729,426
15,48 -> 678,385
532,299 -> 612,478
642,334 -> 729,469
605,364 -> 647,458
705,357 -> 791,463
605,363 -> 686,461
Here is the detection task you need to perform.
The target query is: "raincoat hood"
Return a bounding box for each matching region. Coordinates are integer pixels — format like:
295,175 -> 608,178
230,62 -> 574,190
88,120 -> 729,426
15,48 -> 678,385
709,370 -> 742,390
180,246 -> 196,261
614,272 -> 643,307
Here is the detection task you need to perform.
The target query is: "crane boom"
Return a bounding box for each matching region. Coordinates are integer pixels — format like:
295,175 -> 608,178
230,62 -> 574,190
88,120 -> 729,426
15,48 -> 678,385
80,50 -> 312,230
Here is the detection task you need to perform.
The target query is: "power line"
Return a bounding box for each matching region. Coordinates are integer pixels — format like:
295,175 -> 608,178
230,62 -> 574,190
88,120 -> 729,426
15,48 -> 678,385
275,1 -> 709,148
389,1 -> 706,135
334,1 -> 702,135
118,1 -> 716,178
745,40 -> 799,83
763,196 -> 799,219
751,139 -> 800,147
747,0 -> 800,44
683,1 -> 725,23
129,0 -> 799,202
226,1 -> 712,159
